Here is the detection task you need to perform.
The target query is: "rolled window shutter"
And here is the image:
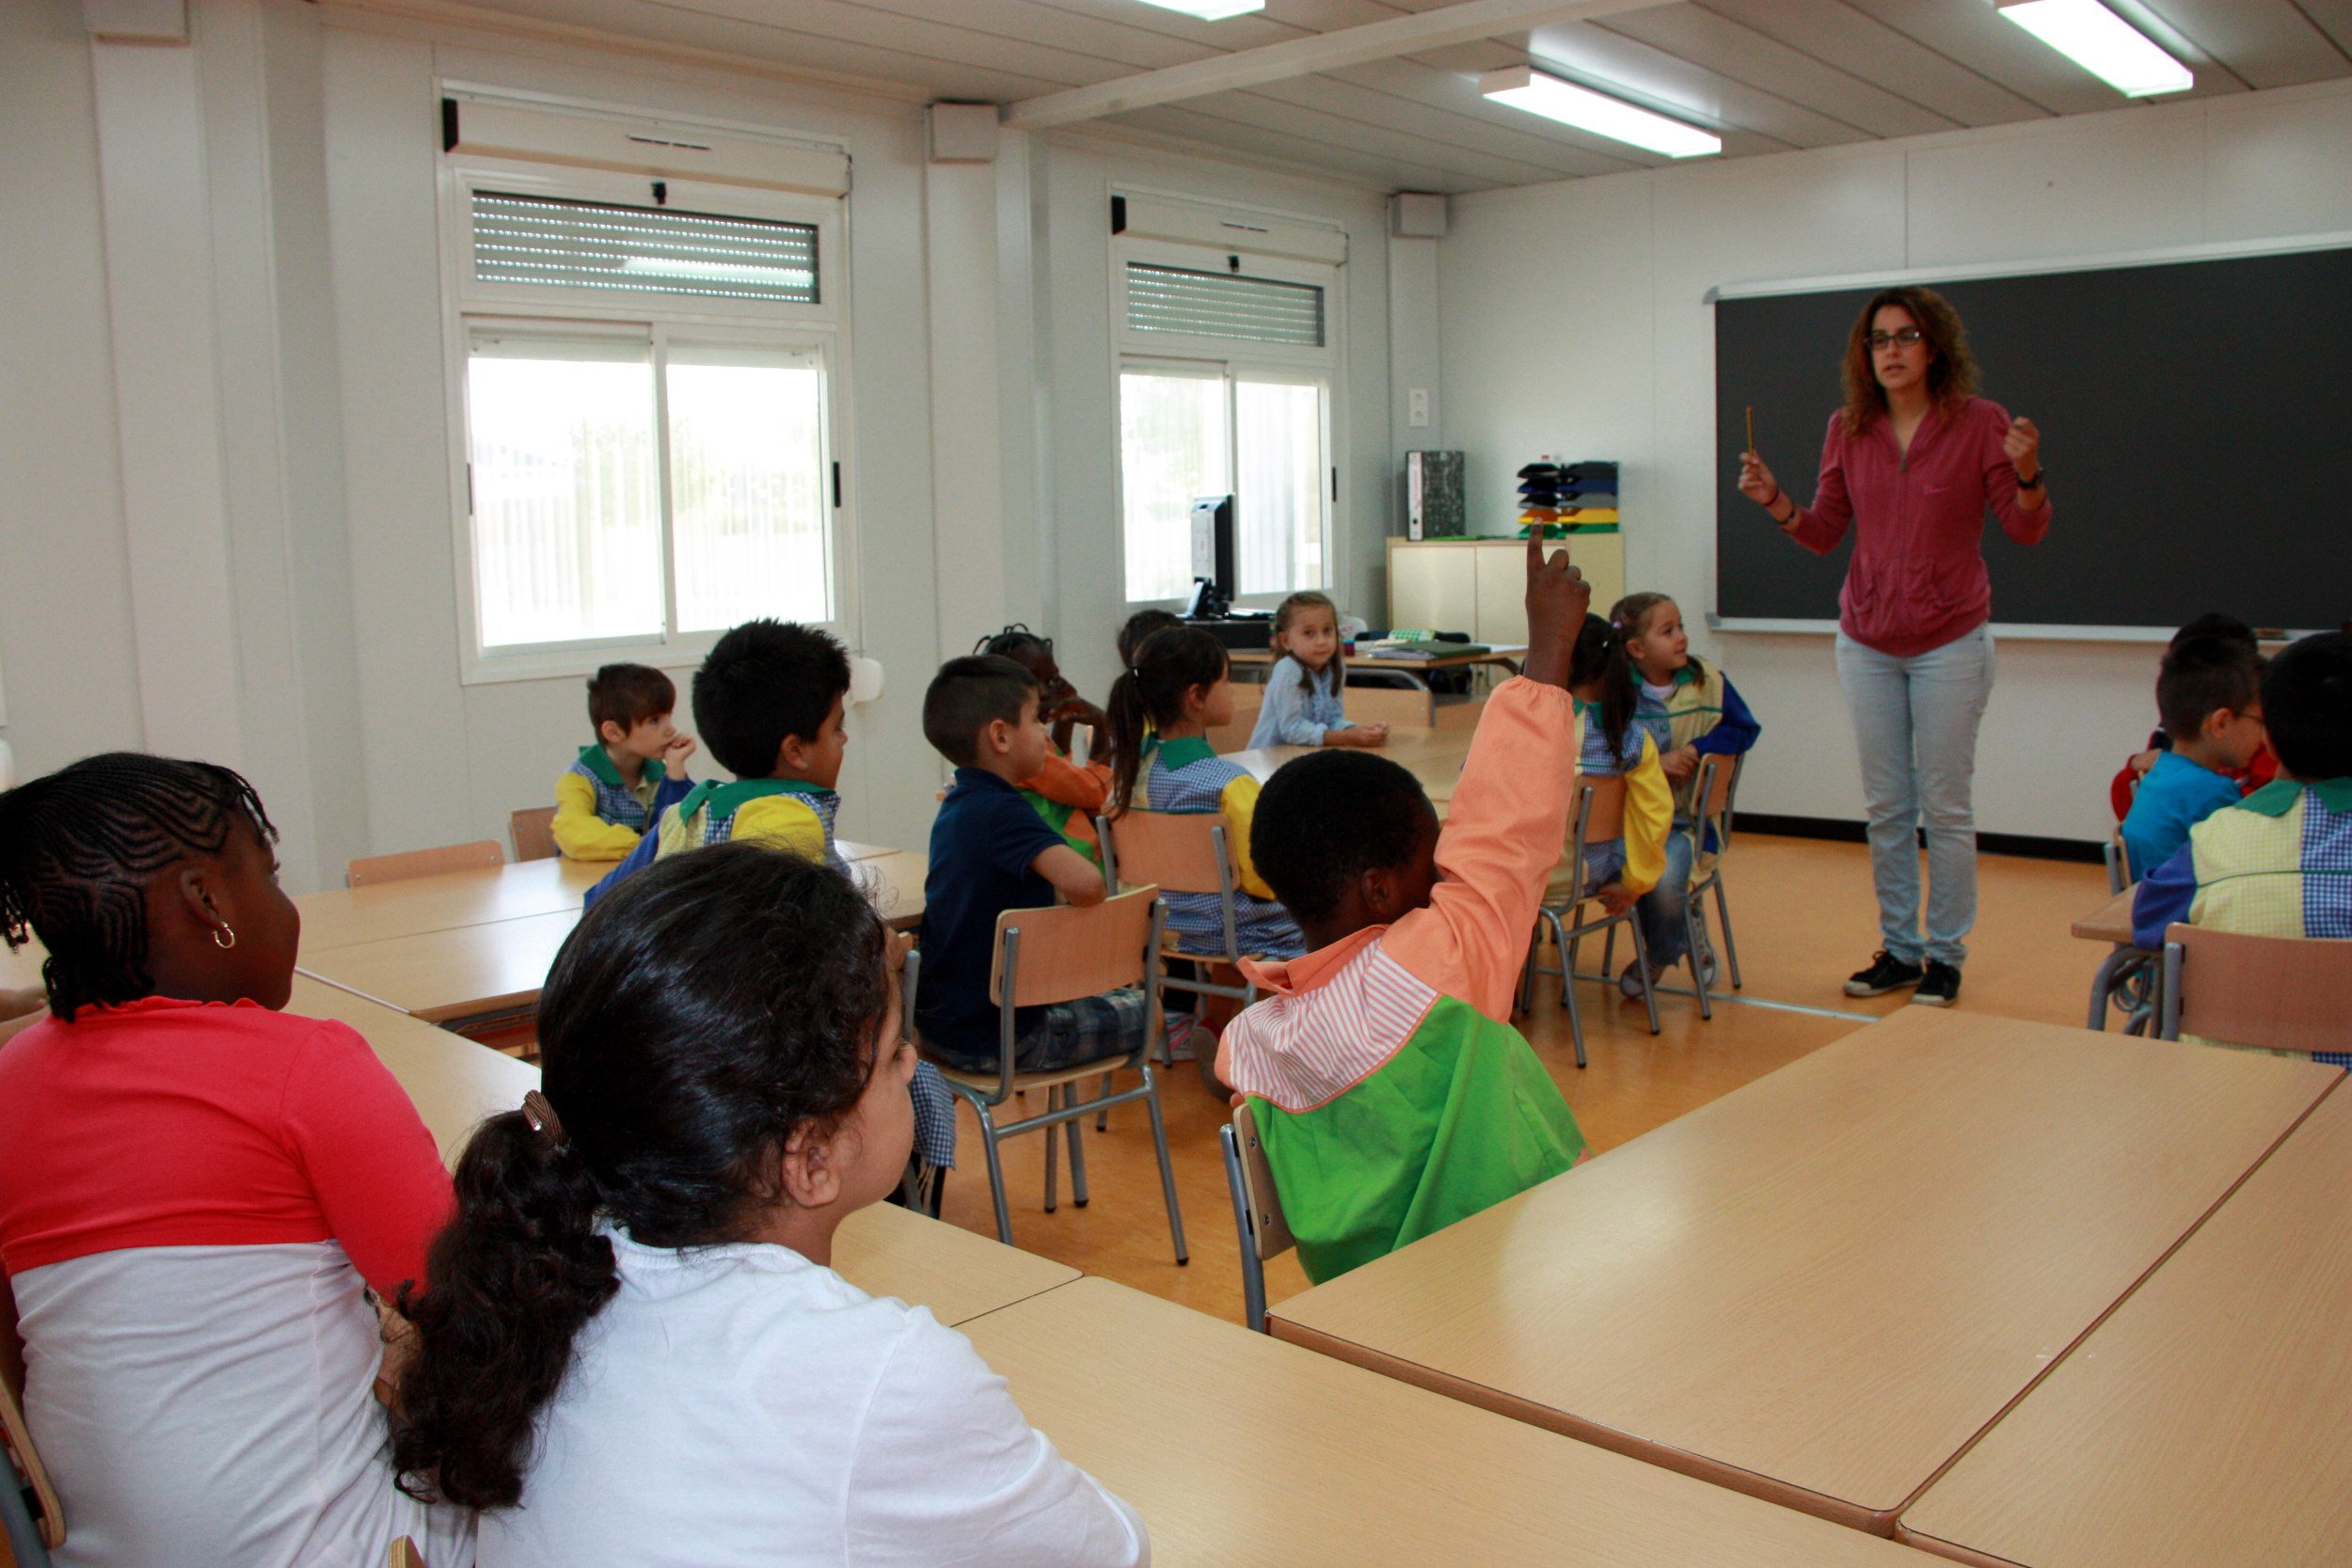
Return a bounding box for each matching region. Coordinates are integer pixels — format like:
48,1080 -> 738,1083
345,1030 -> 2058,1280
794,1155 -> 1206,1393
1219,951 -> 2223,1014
471,191 -> 818,305
1124,263 -> 1323,348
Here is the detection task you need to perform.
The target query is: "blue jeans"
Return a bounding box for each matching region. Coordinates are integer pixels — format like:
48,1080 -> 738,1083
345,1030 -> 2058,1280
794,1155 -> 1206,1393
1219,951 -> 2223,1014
1635,831 -> 1697,964
1835,624 -> 1995,969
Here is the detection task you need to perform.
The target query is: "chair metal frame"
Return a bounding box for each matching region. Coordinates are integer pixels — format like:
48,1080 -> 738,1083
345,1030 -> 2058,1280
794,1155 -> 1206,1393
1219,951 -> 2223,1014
918,890 -> 1188,1262
2090,830 -> 2157,1034
1097,810 -> 1261,1063
2157,924 -> 2352,1054
1679,752 -> 1746,1006
1218,1101 -> 1295,1333
1519,776 -> 1659,1069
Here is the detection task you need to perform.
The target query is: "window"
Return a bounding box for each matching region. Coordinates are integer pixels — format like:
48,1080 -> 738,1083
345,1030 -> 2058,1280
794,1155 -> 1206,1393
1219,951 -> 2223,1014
443,156 -> 847,678
1115,250 -> 1339,604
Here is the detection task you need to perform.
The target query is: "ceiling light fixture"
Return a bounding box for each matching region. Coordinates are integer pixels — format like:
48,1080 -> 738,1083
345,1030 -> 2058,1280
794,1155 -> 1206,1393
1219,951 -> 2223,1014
1479,66 -> 1721,159
1128,0 -> 1266,19
1995,0 -> 2192,97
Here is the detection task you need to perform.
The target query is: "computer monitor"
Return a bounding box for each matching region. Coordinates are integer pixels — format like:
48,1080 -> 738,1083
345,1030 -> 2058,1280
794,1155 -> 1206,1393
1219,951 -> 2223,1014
1188,493 -> 1235,616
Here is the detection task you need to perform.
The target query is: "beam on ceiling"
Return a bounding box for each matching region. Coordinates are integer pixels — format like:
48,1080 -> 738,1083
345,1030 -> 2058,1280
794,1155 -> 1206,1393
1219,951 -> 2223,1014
1000,0 -> 1676,130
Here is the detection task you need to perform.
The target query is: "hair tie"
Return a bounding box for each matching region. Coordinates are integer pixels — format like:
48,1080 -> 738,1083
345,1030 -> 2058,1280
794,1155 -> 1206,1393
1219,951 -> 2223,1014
521,1089 -> 569,1151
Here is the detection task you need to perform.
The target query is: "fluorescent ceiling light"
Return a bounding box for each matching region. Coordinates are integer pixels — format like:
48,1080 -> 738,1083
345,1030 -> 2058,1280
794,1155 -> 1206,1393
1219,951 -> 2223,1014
1997,0 -> 2192,97
1479,66 -> 1721,159
1129,0 -> 1265,19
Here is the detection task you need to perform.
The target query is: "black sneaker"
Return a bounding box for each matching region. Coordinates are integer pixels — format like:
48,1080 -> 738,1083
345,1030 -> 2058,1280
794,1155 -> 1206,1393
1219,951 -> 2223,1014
1844,951 -> 1924,997
1911,961 -> 1962,1007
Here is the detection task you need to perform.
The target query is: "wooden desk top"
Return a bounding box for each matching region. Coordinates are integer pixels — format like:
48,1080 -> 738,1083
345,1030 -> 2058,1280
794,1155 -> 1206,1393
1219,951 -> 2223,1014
297,855 -> 606,955
1228,726 -> 1472,801
1901,1078 -> 2352,1568
2071,886 -> 2140,947
963,1277 -> 1931,1568
1266,1009 -> 2340,1533
288,974 -> 538,1161
299,852 -> 928,1022
1229,643 -> 1527,670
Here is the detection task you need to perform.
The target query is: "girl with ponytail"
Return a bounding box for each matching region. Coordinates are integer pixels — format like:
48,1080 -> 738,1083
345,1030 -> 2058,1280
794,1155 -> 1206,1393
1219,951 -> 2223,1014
393,841 -> 1144,1566
1105,623 -> 1305,973
1546,617 -> 1675,990
0,753 -> 469,1568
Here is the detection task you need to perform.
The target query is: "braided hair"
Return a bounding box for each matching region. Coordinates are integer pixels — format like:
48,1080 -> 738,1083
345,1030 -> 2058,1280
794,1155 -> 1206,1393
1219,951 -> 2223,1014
0,752 -> 277,1018
975,625 -> 1053,663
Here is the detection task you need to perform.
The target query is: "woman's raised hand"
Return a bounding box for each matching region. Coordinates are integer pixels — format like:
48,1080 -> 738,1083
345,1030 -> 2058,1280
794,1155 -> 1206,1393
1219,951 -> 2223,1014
1737,450 -> 1779,508
2002,416 -> 2041,480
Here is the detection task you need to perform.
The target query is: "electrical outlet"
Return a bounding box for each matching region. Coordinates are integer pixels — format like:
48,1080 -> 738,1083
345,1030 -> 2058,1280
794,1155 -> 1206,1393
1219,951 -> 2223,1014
1407,388 -> 1430,427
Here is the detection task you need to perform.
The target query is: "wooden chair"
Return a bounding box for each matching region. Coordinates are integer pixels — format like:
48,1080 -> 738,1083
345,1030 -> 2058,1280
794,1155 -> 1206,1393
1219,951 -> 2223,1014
1218,1100 -> 1295,1333
1680,752 -> 1749,1014
0,1359 -> 61,1564
917,888 -> 1187,1261
2091,830 -> 2159,1035
1339,682 -> 1433,729
1097,809 -> 1263,1069
347,840 -> 503,888
509,806 -> 559,863
389,1538 -> 426,1568
2157,925 -> 2352,1055
1518,774 -> 1661,1068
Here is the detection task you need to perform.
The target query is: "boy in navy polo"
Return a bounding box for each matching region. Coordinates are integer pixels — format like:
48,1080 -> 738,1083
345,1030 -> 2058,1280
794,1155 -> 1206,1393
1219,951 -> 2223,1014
917,656 -> 1148,1072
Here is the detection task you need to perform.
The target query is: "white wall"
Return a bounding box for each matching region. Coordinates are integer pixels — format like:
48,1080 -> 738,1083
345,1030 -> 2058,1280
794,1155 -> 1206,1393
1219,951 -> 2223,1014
1438,81 -> 2352,844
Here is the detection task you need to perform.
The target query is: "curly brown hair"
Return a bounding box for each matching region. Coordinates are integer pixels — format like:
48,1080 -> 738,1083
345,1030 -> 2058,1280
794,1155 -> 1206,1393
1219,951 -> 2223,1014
1840,285 -> 1979,435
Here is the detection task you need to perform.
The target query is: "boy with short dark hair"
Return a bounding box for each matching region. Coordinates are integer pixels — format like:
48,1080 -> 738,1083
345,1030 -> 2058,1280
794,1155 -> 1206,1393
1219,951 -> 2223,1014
1215,535 -> 1594,1283
553,662 -> 697,861
916,656 -> 1147,1074
2119,635 -> 2267,879
2135,632 -> 2352,1065
656,621 -> 854,870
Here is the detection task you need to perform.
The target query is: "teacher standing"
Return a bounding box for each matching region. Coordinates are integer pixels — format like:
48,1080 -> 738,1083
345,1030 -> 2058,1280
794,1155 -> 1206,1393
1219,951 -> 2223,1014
1739,285 -> 2048,1008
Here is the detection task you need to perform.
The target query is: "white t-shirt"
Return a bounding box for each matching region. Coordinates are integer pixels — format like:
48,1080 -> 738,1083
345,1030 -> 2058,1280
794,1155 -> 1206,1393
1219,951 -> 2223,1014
479,1227 -> 1147,1567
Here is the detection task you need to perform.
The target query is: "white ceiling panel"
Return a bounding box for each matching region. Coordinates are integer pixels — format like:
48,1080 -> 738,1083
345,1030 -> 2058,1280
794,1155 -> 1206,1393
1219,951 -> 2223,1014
360,0 -> 2352,194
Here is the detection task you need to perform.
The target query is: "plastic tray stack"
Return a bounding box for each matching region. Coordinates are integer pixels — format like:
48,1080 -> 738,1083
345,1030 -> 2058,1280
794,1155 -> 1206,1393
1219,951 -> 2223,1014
1515,458 -> 1619,537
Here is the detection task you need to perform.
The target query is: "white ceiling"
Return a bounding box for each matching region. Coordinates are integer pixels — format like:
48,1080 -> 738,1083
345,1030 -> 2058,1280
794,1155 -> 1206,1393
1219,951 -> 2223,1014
391,0 -> 2352,192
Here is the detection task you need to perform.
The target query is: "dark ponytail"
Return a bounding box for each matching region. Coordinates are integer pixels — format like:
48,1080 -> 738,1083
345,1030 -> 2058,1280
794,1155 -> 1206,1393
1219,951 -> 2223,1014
0,752 -> 276,1018
1570,613 -> 1638,760
1106,626 -> 1232,817
393,843 -> 892,1509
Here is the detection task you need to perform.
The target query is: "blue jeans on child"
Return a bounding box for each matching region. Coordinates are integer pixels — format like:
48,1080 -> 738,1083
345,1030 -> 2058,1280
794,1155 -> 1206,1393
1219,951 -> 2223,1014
1834,624 -> 1995,970
1634,831 -> 1697,965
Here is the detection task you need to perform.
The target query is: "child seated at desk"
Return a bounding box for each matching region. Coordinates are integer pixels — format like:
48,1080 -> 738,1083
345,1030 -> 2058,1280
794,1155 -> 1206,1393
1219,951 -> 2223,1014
1215,534 -> 1593,1283
1247,591 -> 1390,751
1611,592 -> 1760,994
392,844 -> 1146,1566
916,656 -> 1144,1073
0,754 -> 468,1568
1545,615 -> 1673,996
2119,632 -> 2268,881
553,661 -> 697,861
2134,632 -> 2352,1066
975,625 -> 1112,862
2109,615 -> 2277,821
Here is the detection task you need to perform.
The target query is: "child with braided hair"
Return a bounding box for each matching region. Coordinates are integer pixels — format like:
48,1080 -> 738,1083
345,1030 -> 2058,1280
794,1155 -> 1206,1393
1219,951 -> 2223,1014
0,753 -> 469,1568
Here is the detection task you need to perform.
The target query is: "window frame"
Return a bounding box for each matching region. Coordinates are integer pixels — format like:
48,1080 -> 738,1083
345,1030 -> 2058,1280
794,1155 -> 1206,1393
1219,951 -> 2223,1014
1110,235 -> 1345,611
437,155 -> 858,686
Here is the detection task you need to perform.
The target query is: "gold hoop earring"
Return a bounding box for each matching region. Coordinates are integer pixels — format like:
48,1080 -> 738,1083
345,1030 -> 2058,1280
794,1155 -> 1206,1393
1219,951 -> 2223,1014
212,925 -> 237,950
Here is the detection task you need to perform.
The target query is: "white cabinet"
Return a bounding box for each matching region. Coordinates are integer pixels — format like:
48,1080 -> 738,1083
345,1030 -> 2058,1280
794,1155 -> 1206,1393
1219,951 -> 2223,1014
1387,536 -> 1624,642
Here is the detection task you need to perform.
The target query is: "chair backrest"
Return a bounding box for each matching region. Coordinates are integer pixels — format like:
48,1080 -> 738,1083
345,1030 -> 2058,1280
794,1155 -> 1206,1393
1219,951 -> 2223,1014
1205,688 -> 1263,753
1572,773 -> 1627,847
1343,683 -> 1433,729
347,839 -> 504,888
389,1538 -> 426,1568
2104,832 -> 2134,895
1100,809 -> 1228,898
990,886 -> 1161,1009
2160,925 -> 2352,1054
1228,1101 -> 1295,1263
0,1362 -> 62,1553
509,806 -> 559,863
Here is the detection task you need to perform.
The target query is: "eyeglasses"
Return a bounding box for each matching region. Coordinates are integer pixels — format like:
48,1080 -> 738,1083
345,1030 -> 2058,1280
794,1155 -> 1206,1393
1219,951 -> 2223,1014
1867,328 -> 1926,351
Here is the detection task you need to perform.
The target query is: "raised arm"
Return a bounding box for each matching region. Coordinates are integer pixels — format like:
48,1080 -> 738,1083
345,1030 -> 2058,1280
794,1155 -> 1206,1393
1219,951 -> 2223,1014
1989,412 -> 2050,545
1740,416 -> 1852,556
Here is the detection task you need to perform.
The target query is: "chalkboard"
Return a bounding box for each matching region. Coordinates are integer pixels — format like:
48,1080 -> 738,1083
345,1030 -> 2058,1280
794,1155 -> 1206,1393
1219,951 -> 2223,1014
1713,243 -> 2352,632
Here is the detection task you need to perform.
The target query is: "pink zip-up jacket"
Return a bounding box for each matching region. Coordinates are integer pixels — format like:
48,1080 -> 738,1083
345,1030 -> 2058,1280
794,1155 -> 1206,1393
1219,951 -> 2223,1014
1784,395 -> 2051,657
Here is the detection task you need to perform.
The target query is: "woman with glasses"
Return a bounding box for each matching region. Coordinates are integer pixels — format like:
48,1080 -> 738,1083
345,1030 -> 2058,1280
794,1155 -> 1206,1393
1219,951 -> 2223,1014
1737,285 -> 2050,1009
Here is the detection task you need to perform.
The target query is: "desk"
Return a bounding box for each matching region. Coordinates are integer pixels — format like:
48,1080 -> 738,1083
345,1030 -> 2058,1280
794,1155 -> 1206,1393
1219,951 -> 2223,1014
298,851 -> 930,1024
2072,886 -> 2154,1031
297,855 -> 605,955
1228,726 -> 1473,804
293,975 -> 1067,1324
1901,1079 -> 2352,1568
1266,1009 -> 2340,1534
1230,642 -> 1526,692
964,1277 -> 1931,1568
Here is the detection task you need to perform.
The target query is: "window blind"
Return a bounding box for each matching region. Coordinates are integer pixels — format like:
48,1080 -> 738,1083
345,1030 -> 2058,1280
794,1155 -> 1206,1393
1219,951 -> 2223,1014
1125,263 -> 1324,348
471,191 -> 818,305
